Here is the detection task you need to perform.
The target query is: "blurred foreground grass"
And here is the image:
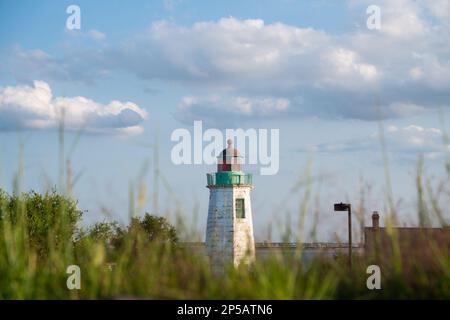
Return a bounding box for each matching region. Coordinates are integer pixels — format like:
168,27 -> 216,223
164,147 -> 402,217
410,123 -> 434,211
0,119 -> 449,299
0,186 -> 449,299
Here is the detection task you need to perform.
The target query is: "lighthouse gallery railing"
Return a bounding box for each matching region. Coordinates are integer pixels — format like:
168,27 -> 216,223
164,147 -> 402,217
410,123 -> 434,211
207,172 -> 252,186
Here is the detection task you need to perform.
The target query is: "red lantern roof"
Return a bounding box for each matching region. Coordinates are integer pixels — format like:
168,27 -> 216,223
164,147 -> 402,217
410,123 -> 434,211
217,139 -> 242,172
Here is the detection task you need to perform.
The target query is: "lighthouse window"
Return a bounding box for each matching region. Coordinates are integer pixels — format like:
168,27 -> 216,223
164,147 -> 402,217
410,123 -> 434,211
235,198 -> 245,218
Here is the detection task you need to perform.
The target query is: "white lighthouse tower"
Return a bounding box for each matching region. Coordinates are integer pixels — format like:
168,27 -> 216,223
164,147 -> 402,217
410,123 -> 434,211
205,139 -> 255,272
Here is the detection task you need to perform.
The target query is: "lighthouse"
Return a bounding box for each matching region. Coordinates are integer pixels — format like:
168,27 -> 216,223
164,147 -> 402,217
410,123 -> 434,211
206,139 -> 255,272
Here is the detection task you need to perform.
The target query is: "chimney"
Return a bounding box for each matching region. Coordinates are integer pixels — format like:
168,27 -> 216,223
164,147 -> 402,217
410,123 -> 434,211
372,211 -> 380,230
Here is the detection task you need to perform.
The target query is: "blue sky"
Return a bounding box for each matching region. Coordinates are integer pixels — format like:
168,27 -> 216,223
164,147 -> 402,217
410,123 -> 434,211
1,0 -> 449,241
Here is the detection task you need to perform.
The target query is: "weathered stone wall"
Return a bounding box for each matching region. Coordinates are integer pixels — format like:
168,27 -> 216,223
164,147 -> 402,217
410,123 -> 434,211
205,185 -> 255,272
206,187 -> 234,272
233,186 -> 255,267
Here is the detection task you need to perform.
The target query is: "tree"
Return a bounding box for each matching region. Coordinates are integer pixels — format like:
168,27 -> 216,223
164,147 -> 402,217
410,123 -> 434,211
85,221 -> 121,243
0,189 -> 82,257
84,214 -> 178,249
134,213 -> 178,245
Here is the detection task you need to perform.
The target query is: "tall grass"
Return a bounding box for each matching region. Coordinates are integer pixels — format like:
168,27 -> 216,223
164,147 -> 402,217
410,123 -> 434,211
0,156 -> 449,299
0,118 -> 449,300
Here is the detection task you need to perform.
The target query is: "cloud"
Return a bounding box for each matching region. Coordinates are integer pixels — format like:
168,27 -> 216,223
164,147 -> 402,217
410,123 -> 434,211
118,18 -> 375,90
175,95 -> 289,125
108,13 -> 449,91
382,125 -> 445,150
301,125 -> 450,159
87,29 -> 106,41
0,81 -> 148,134
3,46 -> 109,85
3,1 -> 450,122
65,28 -> 107,41
378,0 -> 428,39
419,0 -> 450,23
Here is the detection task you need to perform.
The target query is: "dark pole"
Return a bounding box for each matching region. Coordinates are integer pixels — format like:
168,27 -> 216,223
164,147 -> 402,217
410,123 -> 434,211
333,202 -> 353,270
348,204 -> 352,270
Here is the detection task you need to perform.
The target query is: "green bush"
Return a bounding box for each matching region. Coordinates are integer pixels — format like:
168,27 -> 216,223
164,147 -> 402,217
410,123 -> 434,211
0,189 -> 82,258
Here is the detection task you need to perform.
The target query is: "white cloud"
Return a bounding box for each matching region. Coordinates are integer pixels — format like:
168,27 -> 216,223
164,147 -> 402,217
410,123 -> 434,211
137,17 -> 375,90
231,96 -> 289,114
87,29 -> 106,41
3,1 -> 450,122
5,45 -> 109,84
179,95 -> 289,115
420,0 -> 450,23
375,125 -> 446,152
381,0 -> 428,39
96,15 -> 450,120
301,124 -> 449,157
176,95 -> 290,125
0,81 -> 148,134
386,102 -> 427,118
409,53 -> 450,89
322,47 -> 378,86
65,28 -> 107,41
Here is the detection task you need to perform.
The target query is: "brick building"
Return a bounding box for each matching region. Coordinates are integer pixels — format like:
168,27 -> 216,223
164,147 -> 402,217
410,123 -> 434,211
364,212 -> 450,267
